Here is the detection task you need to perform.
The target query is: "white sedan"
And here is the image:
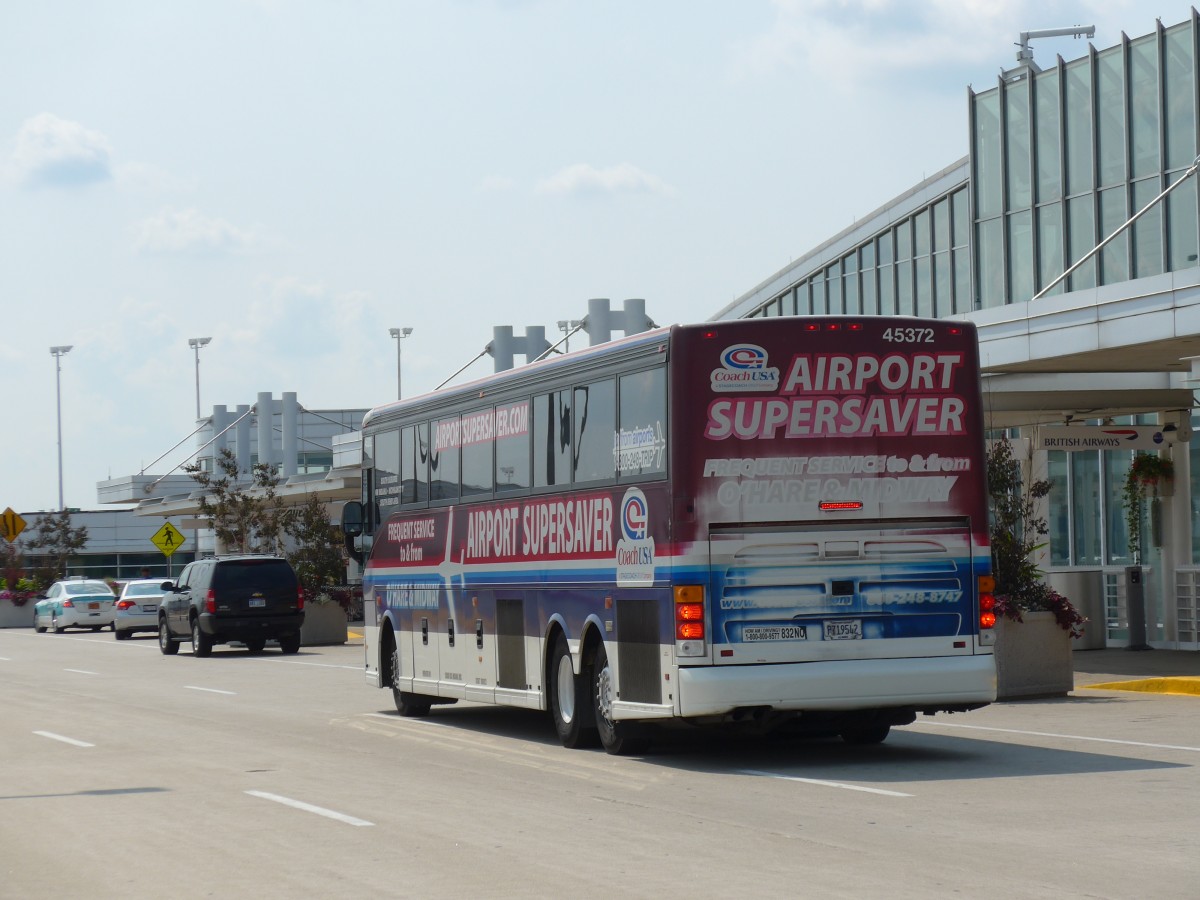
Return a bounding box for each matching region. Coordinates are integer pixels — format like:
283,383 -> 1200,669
33,579 -> 116,633
113,578 -> 165,640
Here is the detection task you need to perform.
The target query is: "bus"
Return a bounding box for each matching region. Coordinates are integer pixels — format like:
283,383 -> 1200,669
343,317 -> 997,754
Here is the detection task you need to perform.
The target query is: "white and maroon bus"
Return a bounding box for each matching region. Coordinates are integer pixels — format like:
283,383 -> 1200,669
344,317 -> 997,754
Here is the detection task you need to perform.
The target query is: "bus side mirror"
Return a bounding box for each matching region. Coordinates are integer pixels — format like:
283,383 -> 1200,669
342,501 -> 363,538
342,501 -> 364,564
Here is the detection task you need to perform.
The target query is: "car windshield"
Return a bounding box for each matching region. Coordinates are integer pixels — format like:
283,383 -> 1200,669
64,581 -> 113,596
123,583 -> 162,597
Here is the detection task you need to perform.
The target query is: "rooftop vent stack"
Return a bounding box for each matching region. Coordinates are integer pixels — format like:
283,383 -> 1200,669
282,392 -> 298,477
235,404 -> 252,475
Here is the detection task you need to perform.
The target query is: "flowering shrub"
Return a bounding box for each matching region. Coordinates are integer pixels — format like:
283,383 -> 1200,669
0,589 -> 38,608
994,584 -> 1087,640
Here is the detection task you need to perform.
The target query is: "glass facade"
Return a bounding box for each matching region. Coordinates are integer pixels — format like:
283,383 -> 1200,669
971,17 -> 1200,307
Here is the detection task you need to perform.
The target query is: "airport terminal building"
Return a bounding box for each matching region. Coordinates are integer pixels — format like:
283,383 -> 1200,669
712,11 -> 1200,650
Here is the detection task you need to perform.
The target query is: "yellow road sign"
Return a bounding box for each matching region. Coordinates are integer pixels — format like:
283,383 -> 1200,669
1,508 -> 26,543
151,522 -> 186,557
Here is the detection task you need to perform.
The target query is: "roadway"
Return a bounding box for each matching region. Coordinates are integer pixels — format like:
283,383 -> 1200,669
1,629 -> 1196,899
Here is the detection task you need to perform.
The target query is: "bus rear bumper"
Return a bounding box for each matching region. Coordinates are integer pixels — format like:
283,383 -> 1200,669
676,654 -> 997,718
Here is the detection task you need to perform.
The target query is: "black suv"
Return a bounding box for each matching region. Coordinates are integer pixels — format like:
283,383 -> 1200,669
158,555 -> 304,656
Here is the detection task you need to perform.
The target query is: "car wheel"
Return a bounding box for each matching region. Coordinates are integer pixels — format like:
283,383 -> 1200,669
244,638 -> 266,653
34,611 -> 46,634
158,620 -> 179,655
191,618 -> 213,657
114,629 -> 130,641
52,615 -> 64,634
277,633 -> 301,654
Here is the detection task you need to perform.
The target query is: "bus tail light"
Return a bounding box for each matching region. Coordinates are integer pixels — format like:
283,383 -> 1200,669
675,585 -> 706,658
978,574 -> 997,644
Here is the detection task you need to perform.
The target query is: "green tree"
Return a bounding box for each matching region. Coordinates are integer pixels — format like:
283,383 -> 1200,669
25,509 -> 88,587
184,448 -> 288,555
285,493 -> 345,603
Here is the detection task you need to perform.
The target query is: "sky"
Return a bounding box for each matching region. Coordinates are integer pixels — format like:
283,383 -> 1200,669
1,0 -> 1195,514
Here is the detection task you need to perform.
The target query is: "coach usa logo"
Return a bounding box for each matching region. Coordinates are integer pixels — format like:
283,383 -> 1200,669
616,487 -> 655,583
710,343 -> 780,393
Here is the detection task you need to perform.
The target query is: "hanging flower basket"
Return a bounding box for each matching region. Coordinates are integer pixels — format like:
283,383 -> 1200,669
1122,453 -> 1173,564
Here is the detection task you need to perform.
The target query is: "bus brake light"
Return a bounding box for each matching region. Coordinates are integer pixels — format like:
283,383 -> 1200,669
819,501 -> 864,511
979,576 -> 996,631
675,585 -> 706,657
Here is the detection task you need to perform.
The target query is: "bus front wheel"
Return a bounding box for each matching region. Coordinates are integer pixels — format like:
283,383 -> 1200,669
390,641 -> 432,717
548,633 -> 597,749
592,642 -> 650,756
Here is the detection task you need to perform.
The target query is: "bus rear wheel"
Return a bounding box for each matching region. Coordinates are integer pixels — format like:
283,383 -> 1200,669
840,723 -> 891,745
592,642 -> 650,756
548,633 -> 597,749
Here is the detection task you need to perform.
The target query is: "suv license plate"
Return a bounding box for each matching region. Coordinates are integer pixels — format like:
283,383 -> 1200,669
824,619 -> 862,640
249,598 -> 266,608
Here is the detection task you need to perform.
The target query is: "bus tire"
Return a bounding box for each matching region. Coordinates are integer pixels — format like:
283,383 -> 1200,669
841,723 -> 890,745
592,641 -> 650,756
390,640 -> 432,717
548,632 -> 598,749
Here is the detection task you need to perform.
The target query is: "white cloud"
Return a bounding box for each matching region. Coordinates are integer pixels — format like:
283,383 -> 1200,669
134,207 -> 267,255
535,163 -> 675,197
10,112 -> 113,187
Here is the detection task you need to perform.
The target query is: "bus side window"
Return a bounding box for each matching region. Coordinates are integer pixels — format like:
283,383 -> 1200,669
416,422 -> 430,502
401,426 -> 418,504
461,408 -> 494,497
496,398 -> 530,493
374,428 -> 401,518
430,416 -> 461,501
573,379 -> 615,484
618,367 -> 667,478
534,390 -> 572,487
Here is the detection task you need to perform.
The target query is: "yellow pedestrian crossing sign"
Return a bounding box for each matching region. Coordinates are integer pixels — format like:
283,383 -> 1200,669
151,522 -> 186,557
1,508 -> 26,543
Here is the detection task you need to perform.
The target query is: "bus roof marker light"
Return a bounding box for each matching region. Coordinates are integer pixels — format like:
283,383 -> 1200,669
819,501 -> 864,511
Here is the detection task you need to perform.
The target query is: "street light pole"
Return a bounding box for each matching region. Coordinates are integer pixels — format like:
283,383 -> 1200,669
188,337 -> 212,420
50,345 -> 73,510
389,327 -> 413,399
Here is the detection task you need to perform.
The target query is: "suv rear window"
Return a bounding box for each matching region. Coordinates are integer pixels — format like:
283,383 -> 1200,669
211,560 -> 297,592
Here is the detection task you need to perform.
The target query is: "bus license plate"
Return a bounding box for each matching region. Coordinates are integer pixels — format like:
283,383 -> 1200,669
249,598 -> 265,608
824,619 -> 862,640
743,625 -> 807,642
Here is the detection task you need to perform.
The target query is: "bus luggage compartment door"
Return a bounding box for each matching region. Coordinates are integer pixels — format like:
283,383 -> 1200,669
708,522 -> 977,665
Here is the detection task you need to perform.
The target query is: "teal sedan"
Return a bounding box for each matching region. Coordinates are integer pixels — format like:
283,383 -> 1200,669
33,579 -> 116,633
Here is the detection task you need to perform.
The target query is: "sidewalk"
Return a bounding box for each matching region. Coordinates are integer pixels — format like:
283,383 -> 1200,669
1071,647 -> 1200,696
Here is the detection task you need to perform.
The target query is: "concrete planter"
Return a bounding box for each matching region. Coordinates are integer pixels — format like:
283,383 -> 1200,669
300,601 -> 347,646
0,602 -> 33,629
994,611 -> 1074,699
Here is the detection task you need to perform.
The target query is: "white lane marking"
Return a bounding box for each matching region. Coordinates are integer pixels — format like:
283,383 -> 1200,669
34,731 -> 94,748
739,769 -> 913,797
64,668 -> 99,675
275,661 -> 363,671
245,791 -> 374,827
0,656 -> 10,661
912,721 -> 1200,753
184,686 -> 237,696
